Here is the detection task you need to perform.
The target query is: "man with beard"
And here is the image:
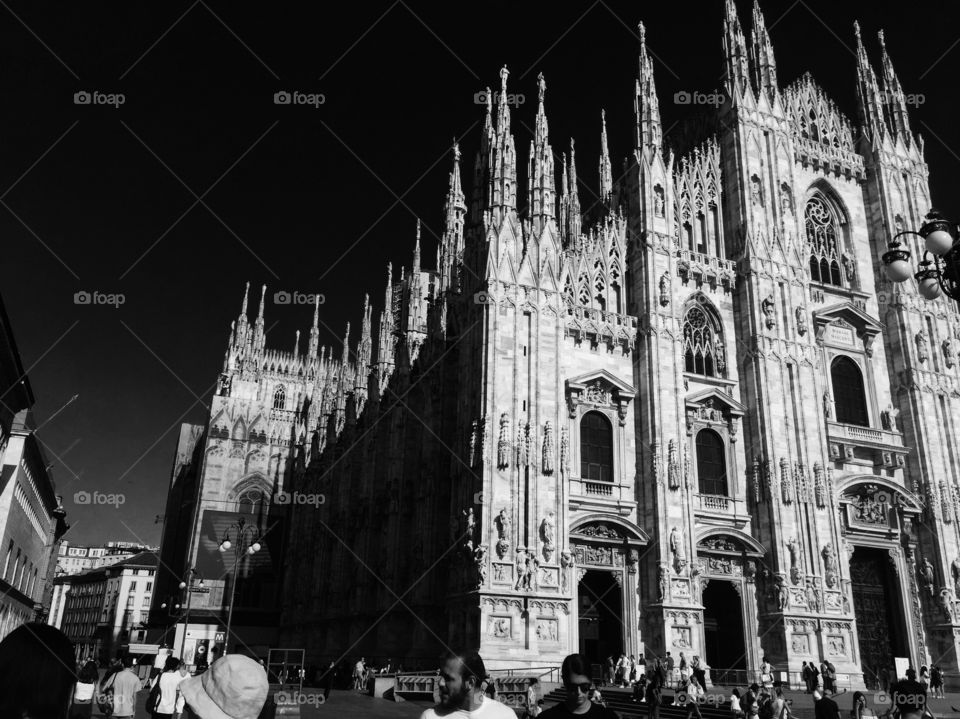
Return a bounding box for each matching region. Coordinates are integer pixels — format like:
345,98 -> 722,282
419,650 -> 515,718
541,653 -> 621,718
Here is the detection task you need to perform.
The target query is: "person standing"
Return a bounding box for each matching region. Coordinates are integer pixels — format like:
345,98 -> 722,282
353,657 -> 366,690
851,691 -> 877,719
809,662 -> 820,693
629,655 -> 638,685
769,683 -> 792,719
646,670 -> 663,719
681,675 -> 704,719
109,656 -> 142,719
760,657 -> 774,692
71,659 -> 99,719
930,665 -> 943,699
891,668 -> 926,719
319,660 -> 335,701
730,689 -> 744,718
152,645 -> 172,680
173,661 -> 191,719
801,662 -> 811,693
150,656 -> 186,719
691,656 -> 706,692
666,653 -> 675,688
879,665 -> 890,693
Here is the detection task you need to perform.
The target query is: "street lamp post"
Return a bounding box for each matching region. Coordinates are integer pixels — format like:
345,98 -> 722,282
177,568 -> 202,661
218,517 -> 261,656
882,209 -> 960,302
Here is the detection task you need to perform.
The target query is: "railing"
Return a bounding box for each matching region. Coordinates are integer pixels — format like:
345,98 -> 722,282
695,493 -> 747,516
825,421 -> 901,448
570,478 -> 629,503
489,666 -> 560,683
585,482 -> 613,497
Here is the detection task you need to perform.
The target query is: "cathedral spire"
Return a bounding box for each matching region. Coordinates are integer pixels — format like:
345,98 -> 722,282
376,263 -> 396,394
749,0 -> 778,101
252,284 -> 267,355
356,293 -> 372,407
526,72 -> 556,235
293,329 -> 300,357
234,282 -> 250,348
877,29 -> 914,146
308,292 -> 320,357
564,139 -> 582,245
599,108 -> 613,203
342,322 -> 351,364
723,0 -> 750,100
442,141 -> 466,293
413,219 -> 421,275
854,20 -> 886,144
488,65 -> 518,217
634,21 -> 663,157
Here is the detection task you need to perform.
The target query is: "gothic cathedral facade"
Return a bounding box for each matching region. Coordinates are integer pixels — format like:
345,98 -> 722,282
163,0 -> 960,688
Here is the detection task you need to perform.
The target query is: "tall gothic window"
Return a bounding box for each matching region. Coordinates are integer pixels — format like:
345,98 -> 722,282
238,488 -> 264,514
806,194 -> 843,286
696,429 -> 727,496
831,356 -> 869,426
273,386 -> 285,410
580,412 -> 613,482
683,305 -> 723,377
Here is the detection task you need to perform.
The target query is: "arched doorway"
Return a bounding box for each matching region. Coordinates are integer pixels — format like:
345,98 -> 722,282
703,581 -> 747,677
578,570 -> 623,666
850,546 -> 909,688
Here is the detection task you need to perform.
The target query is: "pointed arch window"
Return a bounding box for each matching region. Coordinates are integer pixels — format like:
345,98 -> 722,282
238,488 -> 265,514
805,194 -> 844,286
831,356 -> 869,427
683,305 -> 723,378
580,411 -> 613,482
273,386 -> 286,410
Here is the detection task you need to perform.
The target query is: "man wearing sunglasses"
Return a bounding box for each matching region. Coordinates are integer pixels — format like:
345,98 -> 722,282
540,653 -> 621,717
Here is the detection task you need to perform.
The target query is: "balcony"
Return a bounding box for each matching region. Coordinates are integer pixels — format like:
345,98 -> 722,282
825,421 -> 908,468
693,493 -> 750,528
568,477 -> 634,516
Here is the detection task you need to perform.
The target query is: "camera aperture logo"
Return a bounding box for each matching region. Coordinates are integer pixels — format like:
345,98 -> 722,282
673,90 -> 725,107
274,91 -> 325,108
275,692 -> 325,707
273,291 -> 325,306
473,89 -> 524,107
74,491 -> 125,507
74,91 -> 125,108
275,491 -> 325,507
74,291 -> 125,308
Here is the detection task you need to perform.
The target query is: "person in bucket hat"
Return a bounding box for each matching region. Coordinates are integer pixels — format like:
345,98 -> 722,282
180,654 -> 268,719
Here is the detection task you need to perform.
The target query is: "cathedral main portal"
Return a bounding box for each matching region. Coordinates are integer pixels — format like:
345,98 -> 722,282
578,569 -> 624,667
850,547 -> 909,688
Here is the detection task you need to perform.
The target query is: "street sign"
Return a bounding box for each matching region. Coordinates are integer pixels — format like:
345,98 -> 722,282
215,632 -> 225,642
190,586 -> 210,593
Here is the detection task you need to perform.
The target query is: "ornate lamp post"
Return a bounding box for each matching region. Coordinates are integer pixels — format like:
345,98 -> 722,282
176,568 -> 202,661
218,517 -> 261,656
882,209 -> 960,302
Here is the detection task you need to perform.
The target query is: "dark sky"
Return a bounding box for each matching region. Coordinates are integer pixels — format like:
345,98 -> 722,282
1,1 -> 957,547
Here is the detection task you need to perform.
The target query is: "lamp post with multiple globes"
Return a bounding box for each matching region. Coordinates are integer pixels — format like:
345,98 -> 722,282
218,517 -> 261,656
882,209 -> 960,302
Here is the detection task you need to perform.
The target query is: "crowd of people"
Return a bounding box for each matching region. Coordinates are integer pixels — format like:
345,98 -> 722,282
0,623 -> 270,719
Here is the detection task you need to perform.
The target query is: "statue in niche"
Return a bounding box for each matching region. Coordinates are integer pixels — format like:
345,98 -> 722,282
474,545 -> 488,587
540,512 -> 556,561
823,392 -> 834,421
940,589 -> 956,623
822,544 -> 839,588
515,548 -> 529,590
943,339 -> 957,369
951,558 -> 960,596
659,272 -> 670,307
796,307 -> 808,336
842,254 -> 856,283
780,184 -> 793,216
658,563 -> 668,601
761,294 -> 776,329
654,185 -> 665,217
751,175 -> 763,206
495,509 -> 510,558
788,537 -> 802,585
916,330 -> 929,363
670,527 -> 687,573
919,557 -> 935,597
774,574 -> 788,610
461,507 -> 476,552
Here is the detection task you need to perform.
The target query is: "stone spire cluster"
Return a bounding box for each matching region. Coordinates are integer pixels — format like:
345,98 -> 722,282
854,21 -> 918,151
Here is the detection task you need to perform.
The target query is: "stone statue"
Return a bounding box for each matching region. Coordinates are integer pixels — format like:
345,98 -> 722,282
659,272 -> 670,307
540,513 -> 556,561
515,548 -> 528,590
762,294 -> 776,329
943,339 -> 956,369
822,544 -> 839,588
495,509 -> 510,558
774,574 -> 788,610
919,557 -> 935,596
475,545 -> 488,587
658,563 -> 668,601
842,254 -> 856,282
823,391 -> 834,421
916,330 -> 929,363
497,414 -> 510,469
524,554 -> 539,591
492,617 -> 510,638
654,185 -> 665,217
751,175 -> 763,206
940,588 -> 956,623
560,550 -> 574,592
670,527 -> 687,573
788,537 -> 802,585
795,306 -> 808,336
880,404 -> 900,432
780,184 -> 793,215
462,507 -> 476,552
952,557 -> 960,595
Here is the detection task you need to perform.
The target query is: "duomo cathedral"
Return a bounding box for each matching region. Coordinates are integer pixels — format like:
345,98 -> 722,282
159,0 -> 960,689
